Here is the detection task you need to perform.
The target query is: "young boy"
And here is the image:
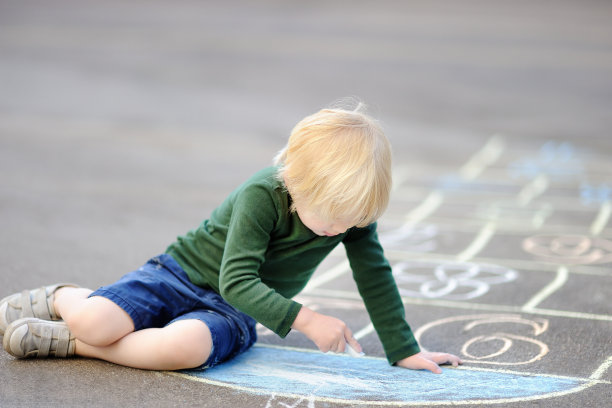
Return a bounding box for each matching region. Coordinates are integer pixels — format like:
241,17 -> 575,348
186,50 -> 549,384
0,103 -> 461,374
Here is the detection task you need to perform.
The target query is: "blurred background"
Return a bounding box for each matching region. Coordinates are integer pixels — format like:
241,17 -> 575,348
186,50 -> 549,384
1,0 -> 611,285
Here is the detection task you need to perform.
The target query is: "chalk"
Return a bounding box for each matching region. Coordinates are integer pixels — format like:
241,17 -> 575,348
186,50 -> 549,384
345,343 -> 365,358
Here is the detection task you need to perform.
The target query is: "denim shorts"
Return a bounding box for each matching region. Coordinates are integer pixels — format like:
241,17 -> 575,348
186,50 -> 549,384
89,254 -> 257,369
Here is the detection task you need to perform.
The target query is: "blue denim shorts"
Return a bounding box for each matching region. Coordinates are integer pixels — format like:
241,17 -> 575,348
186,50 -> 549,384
89,254 -> 257,369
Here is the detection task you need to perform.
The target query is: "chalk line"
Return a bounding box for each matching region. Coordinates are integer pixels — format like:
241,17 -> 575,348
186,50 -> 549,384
383,249 -> 612,276
310,288 -> 612,322
401,135 -> 505,229
455,220 -> 497,262
522,266 -> 569,311
590,355 -> 612,380
403,190 -> 444,228
459,135 -> 506,181
517,174 -> 549,207
590,200 -> 611,236
303,260 -> 350,293
353,322 -> 375,340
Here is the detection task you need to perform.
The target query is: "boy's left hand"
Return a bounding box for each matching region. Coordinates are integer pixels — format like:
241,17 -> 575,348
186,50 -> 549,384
396,351 -> 463,374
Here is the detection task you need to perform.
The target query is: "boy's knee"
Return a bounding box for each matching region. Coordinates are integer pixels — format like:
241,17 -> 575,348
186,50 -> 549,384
65,297 -> 134,346
162,320 -> 212,369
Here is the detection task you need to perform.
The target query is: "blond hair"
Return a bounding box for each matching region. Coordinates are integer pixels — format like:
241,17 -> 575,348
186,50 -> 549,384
275,102 -> 392,228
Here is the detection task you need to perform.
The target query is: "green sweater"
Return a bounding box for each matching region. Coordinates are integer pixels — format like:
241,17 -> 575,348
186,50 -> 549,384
166,167 -> 420,364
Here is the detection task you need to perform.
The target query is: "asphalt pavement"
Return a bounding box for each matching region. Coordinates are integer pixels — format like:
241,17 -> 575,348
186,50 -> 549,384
1,1 -> 611,407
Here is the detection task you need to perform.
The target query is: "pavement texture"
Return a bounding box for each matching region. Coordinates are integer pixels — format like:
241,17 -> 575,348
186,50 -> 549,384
0,1 -> 611,407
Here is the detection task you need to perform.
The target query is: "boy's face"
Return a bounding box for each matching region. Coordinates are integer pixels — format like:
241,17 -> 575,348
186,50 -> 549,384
294,203 -> 353,237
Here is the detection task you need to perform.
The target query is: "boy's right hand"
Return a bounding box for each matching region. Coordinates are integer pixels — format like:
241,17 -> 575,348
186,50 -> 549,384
291,306 -> 362,354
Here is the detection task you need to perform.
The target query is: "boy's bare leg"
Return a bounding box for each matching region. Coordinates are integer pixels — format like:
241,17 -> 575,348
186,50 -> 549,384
53,287 -> 212,370
54,287 -> 134,346
75,319 -> 213,370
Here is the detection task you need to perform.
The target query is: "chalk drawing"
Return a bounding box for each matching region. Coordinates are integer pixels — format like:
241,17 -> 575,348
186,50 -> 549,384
265,393 -> 315,408
590,200 -> 611,236
414,314 -> 549,366
516,174 -> 549,206
392,260 -> 518,300
379,224 -> 438,252
522,234 -> 612,264
477,201 -> 553,229
580,182 -> 612,205
311,284 -> 612,322
455,220 -> 497,262
303,260 -> 350,293
173,344 -> 611,406
508,141 -> 583,179
459,134 -> 506,181
522,266 -> 569,311
399,135 -> 504,230
402,190 -> 444,229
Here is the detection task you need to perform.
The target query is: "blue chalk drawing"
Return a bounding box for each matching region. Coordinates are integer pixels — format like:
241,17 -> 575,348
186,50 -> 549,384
580,182 -> 612,205
177,344 -> 593,405
508,141 -> 583,179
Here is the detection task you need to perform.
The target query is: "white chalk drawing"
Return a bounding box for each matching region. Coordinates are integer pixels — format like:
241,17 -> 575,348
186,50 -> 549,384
415,314 -> 550,366
379,224 -> 438,252
477,201 -> 553,229
523,234 -> 612,265
265,393 -> 315,408
392,260 -> 518,300
508,141 -> 583,179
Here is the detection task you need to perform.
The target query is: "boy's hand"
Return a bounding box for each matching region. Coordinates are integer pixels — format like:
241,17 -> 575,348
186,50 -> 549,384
396,351 -> 463,374
292,306 -> 362,354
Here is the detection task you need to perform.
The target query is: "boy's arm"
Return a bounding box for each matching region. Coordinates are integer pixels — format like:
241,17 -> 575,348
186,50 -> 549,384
218,184 -> 302,337
343,223 -> 420,363
343,223 -> 462,372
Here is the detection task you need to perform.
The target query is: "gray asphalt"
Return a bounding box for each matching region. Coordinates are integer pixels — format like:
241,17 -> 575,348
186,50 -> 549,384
1,1 -> 611,407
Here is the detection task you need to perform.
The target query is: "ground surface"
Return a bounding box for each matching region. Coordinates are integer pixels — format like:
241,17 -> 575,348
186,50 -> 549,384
0,1 -> 611,407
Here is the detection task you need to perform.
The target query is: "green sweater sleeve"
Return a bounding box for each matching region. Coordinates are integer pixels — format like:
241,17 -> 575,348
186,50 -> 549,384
218,183 -> 302,338
343,223 -> 421,364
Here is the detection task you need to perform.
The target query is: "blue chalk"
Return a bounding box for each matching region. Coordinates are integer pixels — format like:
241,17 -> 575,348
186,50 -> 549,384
181,344 -> 583,403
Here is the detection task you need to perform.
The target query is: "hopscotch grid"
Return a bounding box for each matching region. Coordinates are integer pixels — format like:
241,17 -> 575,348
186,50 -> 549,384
380,216 -> 612,238
305,135 -> 610,359
390,196 -> 609,224
232,136 -> 609,406
382,250 -> 612,277
522,266 -> 570,311
454,220 -> 497,262
591,200 -> 612,236
307,288 -> 612,322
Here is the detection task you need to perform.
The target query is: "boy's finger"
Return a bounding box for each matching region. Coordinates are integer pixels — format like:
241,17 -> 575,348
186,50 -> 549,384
433,353 -> 462,366
343,327 -> 364,357
422,359 -> 443,374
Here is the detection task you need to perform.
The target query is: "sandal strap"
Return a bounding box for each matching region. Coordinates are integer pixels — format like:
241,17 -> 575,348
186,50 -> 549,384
55,328 -> 73,358
37,324 -> 52,358
31,287 -> 53,320
20,290 -> 35,318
